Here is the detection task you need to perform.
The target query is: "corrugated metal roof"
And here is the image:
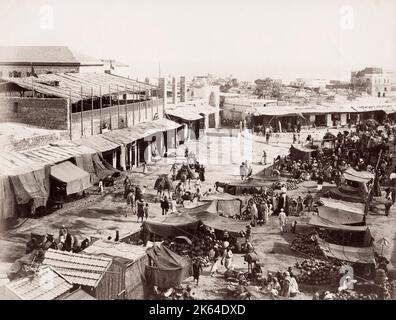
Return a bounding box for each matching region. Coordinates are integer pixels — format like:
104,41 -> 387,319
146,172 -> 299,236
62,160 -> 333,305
20,143 -> 95,165
42,249 -> 112,288
166,107 -> 203,121
102,118 -> 182,145
74,135 -> 121,153
83,240 -> 147,263
5,266 -> 73,300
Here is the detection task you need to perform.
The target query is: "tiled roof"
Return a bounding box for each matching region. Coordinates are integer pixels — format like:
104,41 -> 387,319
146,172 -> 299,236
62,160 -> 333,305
42,249 -> 112,288
5,266 -> 73,300
0,46 -> 102,65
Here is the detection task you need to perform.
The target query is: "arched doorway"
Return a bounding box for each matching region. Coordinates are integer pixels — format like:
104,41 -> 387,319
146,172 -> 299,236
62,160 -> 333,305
378,92 -> 381,97
209,91 -> 216,107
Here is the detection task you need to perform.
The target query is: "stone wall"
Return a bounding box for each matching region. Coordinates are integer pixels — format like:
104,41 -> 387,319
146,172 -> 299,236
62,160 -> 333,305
0,65 -> 79,77
0,97 -> 69,130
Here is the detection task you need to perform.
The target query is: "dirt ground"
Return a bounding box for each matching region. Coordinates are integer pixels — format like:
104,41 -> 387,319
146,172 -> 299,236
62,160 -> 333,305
0,128 -> 395,299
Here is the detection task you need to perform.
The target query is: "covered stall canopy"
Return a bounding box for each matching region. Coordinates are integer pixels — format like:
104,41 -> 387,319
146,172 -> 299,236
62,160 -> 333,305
318,198 -> 365,225
145,244 -> 192,289
50,161 -> 91,195
144,201 -> 248,238
83,240 -> 149,299
308,215 -> 373,247
290,144 -> 313,163
0,152 -> 49,218
317,238 -> 376,265
200,193 -> 243,216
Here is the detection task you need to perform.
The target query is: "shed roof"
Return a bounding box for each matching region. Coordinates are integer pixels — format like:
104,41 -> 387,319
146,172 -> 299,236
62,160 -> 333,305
0,72 -> 157,103
83,240 -> 147,264
42,249 -> 112,288
4,266 -> 73,300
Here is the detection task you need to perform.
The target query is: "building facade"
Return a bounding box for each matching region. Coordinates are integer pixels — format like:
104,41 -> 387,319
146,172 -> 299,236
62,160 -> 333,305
351,67 -> 392,97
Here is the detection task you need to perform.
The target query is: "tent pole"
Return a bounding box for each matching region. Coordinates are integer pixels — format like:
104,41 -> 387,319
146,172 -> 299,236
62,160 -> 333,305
117,85 -> 120,128
69,88 -> 72,140
109,85 -> 112,130
99,86 -> 103,134
125,85 -> 128,127
91,87 -> 94,136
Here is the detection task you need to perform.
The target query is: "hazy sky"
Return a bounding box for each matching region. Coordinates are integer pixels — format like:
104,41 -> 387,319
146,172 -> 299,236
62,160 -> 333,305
0,0 -> 395,82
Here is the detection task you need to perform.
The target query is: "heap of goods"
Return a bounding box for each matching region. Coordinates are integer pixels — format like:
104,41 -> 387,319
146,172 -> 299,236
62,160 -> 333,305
295,259 -> 340,285
291,230 -> 341,257
271,178 -> 303,191
164,234 -> 223,264
333,291 -> 378,300
290,232 -> 325,257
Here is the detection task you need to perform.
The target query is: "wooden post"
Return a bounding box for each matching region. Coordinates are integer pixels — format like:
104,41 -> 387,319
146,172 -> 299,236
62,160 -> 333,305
117,85 -> 120,128
109,85 -> 112,130
138,83 -> 141,123
91,87 -> 94,136
69,88 -> 72,140
125,85 -> 128,127
100,86 -> 103,134
32,78 -> 35,98
80,86 -> 84,137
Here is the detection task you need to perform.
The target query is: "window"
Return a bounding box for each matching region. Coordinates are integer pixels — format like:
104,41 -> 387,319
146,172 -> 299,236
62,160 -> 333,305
9,71 -> 12,77
27,72 -> 31,77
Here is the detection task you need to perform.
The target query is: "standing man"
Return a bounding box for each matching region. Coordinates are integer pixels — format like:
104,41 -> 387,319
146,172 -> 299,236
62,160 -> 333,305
279,208 -> 287,235
192,258 -> 203,285
385,195 -> 392,216
389,168 -> 396,205
136,199 -> 145,223
261,149 -> 267,165
98,179 -> 104,196
160,196 -> 170,215
304,191 -> 314,212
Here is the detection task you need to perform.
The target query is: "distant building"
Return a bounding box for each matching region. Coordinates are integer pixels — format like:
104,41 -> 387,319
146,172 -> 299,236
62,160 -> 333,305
326,80 -> 351,90
0,46 -> 104,78
100,59 -> 129,77
351,67 -> 392,97
290,78 -> 327,89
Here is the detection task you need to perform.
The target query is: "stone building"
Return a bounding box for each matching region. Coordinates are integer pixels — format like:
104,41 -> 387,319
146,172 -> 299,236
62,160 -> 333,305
351,67 -> 392,97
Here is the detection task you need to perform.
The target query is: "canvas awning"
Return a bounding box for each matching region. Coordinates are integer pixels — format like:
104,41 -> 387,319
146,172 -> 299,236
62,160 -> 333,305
50,161 -> 91,195
308,215 -> 368,232
318,198 -> 364,225
343,168 -> 374,184
317,239 -> 376,264
0,152 -> 49,211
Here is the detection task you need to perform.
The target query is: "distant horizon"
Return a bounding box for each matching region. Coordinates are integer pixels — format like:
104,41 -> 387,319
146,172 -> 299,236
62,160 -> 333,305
0,0 -> 395,83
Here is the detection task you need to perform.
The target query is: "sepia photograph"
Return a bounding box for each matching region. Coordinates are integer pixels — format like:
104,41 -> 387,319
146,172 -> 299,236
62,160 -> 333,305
0,0 -> 395,306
